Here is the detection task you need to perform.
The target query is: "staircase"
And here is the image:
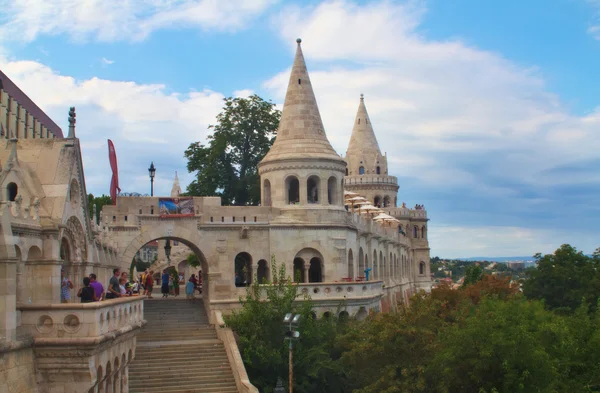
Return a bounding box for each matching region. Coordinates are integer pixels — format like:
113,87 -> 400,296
129,299 -> 239,393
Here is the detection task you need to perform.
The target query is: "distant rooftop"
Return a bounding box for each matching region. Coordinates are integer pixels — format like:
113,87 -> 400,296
0,69 -> 64,138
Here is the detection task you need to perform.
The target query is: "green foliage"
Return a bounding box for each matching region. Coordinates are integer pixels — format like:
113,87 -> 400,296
225,256 -> 347,393
87,194 -> 113,223
523,244 -> 600,312
462,264 -> 484,287
186,253 -> 200,268
184,95 -> 280,205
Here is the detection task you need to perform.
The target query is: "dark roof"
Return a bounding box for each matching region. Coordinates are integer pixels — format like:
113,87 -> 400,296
0,69 -> 64,138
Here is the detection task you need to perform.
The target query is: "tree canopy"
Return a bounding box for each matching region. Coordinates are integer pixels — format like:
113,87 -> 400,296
87,194 -> 112,223
184,95 -> 280,205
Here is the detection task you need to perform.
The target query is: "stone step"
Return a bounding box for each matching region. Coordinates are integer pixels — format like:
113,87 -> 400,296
130,358 -> 230,370
130,367 -> 235,378
130,355 -> 229,366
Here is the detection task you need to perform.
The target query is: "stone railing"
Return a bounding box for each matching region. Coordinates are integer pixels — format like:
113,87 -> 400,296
18,296 -> 144,342
344,175 -> 398,185
386,207 -> 427,219
214,311 -> 260,393
349,212 -> 411,247
296,280 -> 384,302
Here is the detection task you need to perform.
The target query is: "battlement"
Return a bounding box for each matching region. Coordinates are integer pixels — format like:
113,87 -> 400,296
386,207 -> 428,220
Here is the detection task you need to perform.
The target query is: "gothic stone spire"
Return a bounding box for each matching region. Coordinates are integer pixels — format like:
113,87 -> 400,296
260,38 -> 342,164
346,94 -> 382,159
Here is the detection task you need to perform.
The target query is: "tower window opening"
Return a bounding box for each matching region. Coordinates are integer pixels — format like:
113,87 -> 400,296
254,216 -> 257,222
243,216 -> 246,222
359,166 -> 365,175
210,217 -> 213,222
376,166 -> 381,174
6,182 -> 17,201
124,215 -> 128,221
298,79 -> 301,85
286,176 -> 300,204
139,209 -> 142,214
358,118 -> 360,124
307,176 -> 320,204
233,217 -> 236,222
221,216 -> 224,222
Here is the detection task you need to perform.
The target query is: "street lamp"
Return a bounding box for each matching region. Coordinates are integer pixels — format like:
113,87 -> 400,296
283,313 -> 301,393
148,162 -> 156,196
164,239 -> 171,266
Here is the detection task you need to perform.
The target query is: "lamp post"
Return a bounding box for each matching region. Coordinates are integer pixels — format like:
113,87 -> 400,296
283,313 -> 301,393
164,239 -> 171,266
148,162 -> 156,196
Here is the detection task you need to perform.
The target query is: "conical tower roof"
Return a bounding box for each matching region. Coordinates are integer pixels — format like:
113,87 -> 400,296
346,94 -> 381,158
170,171 -> 181,197
261,39 -> 343,164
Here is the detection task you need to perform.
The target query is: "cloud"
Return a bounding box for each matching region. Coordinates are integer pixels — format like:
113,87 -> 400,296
589,25 -> 600,40
266,0 -> 600,255
0,58 -> 230,197
101,57 -> 115,66
588,0 -> 600,40
0,0 -> 278,43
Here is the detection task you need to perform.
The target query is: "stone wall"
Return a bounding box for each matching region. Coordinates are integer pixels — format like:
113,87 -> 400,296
0,344 -> 37,393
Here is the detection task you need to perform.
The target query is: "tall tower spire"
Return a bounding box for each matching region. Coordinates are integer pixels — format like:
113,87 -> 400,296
258,39 -> 346,210
346,94 -> 381,159
260,38 -> 342,164
170,171 -> 181,198
344,95 -> 398,208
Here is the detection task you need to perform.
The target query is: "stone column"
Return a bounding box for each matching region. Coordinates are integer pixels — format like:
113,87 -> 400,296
0,257 -> 18,340
303,263 -> 309,283
252,264 -> 258,284
27,260 -> 62,304
320,179 -> 328,206
299,176 -> 307,205
17,104 -> 25,139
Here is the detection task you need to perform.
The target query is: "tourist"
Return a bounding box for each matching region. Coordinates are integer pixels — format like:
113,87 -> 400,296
141,269 -> 148,295
89,273 -> 104,301
77,277 -> 97,303
61,269 -> 73,303
145,270 -> 154,299
186,274 -> 197,302
106,268 -> 121,299
119,277 -> 130,296
131,279 -> 140,294
197,270 -> 203,294
161,269 -> 170,298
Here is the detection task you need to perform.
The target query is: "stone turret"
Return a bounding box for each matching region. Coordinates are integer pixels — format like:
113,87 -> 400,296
258,39 -> 346,209
344,95 -> 399,207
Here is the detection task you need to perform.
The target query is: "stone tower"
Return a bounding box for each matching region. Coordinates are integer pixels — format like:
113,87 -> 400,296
258,39 -> 346,209
171,171 -> 181,198
344,95 -> 399,208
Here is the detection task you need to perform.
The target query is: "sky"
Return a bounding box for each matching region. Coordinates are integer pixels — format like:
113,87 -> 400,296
0,0 -> 599,258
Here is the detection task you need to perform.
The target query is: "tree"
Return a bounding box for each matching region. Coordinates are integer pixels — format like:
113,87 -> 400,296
225,256 -> 347,393
523,244 -> 600,312
184,95 -> 280,205
461,264 -> 484,287
87,194 -> 113,223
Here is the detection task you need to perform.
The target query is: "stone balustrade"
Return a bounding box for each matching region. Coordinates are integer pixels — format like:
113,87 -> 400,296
18,296 -> 144,341
344,175 -> 398,185
349,212 -> 411,246
296,280 -> 384,301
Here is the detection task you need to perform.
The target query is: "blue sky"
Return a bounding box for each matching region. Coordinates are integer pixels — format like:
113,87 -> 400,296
0,0 -> 599,258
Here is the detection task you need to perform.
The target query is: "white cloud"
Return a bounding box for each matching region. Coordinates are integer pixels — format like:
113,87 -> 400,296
0,58 -> 230,196
0,0 -> 278,43
266,0 -> 600,191
101,57 -> 115,66
588,0 -> 600,40
589,25 -> 600,40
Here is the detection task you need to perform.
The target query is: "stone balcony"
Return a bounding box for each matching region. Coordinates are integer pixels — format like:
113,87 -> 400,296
344,175 -> 398,186
17,297 -> 145,393
18,296 -> 144,341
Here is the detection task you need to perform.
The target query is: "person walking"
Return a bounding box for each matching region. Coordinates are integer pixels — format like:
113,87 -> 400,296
89,273 -> 104,301
106,268 -> 121,299
77,277 -> 97,303
145,270 -> 154,299
186,274 -> 197,302
61,269 -> 73,303
161,269 -> 170,298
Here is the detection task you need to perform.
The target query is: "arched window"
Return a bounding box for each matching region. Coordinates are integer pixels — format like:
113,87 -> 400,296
234,252 -> 252,287
327,176 -> 337,205
398,224 -> 403,234
7,182 -> 17,201
359,166 -> 365,175
345,168 -> 348,176
286,176 -> 299,204
372,250 -> 377,280
419,262 -> 425,275
293,258 -> 305,283
413,226 -> 418,238
358,248 -> 365,278
309,257 -> 322,282
263,179 -> 271,206
374,196 -> 381,207
383,196 -> 390,207
257,259 -> 269,283
376,166 -> 381,174
60,238 -> 71,262
421,226 -> 427,239
307,176 -> 320,204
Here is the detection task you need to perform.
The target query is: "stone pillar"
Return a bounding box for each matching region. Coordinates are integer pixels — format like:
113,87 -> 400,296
17,104 -> 25,139
320,179 -> 328,206
303,263 -> 309,283
299,177 -> 307,205
0,257 -> 18,340
26,112 -> 34,138
7,97 -> 17,137
26,260 -> 62,304
252,264 -> 258,283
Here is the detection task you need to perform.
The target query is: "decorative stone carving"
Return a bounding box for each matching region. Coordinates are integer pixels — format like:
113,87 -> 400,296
63,314 -> 81,333
37,315 -> 54,334
239,226 -> 249,239
216,239 -> 227,253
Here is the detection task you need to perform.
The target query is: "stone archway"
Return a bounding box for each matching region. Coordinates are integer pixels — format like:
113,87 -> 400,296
119,225 -> 209,304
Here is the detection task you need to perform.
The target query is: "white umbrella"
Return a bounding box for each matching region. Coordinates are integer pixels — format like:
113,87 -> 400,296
346,196 -> 367,202
344,191 -> 358,196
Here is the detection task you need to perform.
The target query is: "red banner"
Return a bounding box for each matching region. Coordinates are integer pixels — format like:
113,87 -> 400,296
108,140 -> 120,204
